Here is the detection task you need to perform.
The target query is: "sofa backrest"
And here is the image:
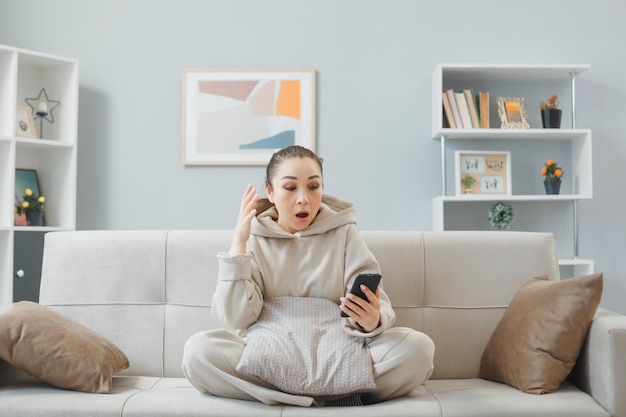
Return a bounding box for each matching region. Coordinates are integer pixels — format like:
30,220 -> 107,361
39,230 -> 559,379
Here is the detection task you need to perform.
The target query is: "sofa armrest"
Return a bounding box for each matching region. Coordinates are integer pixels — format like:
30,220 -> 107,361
570,308 -> 626,417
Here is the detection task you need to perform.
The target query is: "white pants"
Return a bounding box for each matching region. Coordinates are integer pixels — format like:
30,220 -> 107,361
182,327 -> 435,407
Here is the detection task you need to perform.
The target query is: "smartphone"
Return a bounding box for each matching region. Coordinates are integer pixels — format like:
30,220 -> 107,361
340,273 -> 382,317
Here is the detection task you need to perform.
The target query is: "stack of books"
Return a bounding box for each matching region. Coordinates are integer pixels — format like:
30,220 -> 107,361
442,88 -> 490,129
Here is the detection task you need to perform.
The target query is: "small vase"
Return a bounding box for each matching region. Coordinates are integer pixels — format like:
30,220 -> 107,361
541,109 -> 562,128
25,211 -> 43,226
544,181 -> 561,195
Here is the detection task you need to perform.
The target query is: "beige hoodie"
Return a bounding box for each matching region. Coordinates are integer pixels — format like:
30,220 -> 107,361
212,195 -> 395,338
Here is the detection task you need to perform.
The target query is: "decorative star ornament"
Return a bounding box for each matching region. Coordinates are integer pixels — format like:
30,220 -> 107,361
25,88 -> 61,123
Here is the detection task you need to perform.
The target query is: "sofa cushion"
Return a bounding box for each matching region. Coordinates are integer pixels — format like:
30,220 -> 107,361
479,273 -> 602,394
0,301 -> 129,393
236,296 -> 376,396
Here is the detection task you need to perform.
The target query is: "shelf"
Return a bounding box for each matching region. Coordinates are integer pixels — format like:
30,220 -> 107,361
431,63 -> 592,269
435,128 -> 592,198
432,63 -> 589,136
433,128 -> 590,140
0,44 -> 78,307
431,197 -> 587,233
16,47 -> 78,143
13,226 -> 73,233
437,64 -> 590,79
558,258 -> 594,267
435,194 -> 591,203
15,137 -> 74,151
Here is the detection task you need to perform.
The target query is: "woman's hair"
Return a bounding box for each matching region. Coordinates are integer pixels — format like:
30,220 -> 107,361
265,145 -> 323,190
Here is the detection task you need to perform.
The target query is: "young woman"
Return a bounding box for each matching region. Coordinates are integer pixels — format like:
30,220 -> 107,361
182,146 -> 434,407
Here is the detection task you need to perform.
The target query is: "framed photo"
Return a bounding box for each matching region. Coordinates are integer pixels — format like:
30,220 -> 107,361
16,106 -> 36,138
455,151 -> 512,196
14,168 -> 44,226
496,96 -> 529,129
182,68 -> 316,165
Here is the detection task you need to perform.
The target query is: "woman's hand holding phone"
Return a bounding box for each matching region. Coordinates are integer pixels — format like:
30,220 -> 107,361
340,274 -> 382,332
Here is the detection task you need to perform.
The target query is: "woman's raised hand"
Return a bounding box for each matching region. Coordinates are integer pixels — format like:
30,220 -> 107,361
229,184 -> 259,256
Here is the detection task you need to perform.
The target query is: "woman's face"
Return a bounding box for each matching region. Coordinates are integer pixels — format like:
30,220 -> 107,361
264,157 -> 323,234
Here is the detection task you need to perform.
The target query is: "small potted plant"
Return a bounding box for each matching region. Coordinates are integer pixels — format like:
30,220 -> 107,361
461,175 -> 476,193
540,94 -> 562,128
15,188 -> 45,226
541,159 -> 563,194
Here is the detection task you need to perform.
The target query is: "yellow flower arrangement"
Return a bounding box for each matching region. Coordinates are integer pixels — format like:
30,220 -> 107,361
541,159 -> 563,183
15,188 -> 45,214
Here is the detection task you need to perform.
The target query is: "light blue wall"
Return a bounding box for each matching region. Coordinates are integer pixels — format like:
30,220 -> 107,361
1,0 -> 625,313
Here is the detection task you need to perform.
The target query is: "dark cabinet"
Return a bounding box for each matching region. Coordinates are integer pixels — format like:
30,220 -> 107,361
13,232 -> 45,302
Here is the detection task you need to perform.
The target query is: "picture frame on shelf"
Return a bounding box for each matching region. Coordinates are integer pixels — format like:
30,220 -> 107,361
182,68 -> 316,165
15,106 -> 36,138
496,96 -> 529,129
455,150 -> 512,196
14,168 -> 45,226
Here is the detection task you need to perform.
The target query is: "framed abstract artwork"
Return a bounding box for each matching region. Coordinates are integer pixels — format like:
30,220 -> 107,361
182,68 -> 316,165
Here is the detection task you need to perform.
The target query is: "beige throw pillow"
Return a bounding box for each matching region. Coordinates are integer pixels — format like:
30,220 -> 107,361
0,301 -> 129,393
237,296 -> 376,396
479,273 -> 602,394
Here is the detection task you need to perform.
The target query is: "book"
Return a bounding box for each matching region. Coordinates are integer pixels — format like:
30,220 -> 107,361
442,91 -> 457,128
455,91 -> 473,129
463,88 -> 480,128
445,89 -> 463,128
478,92 -> 490,128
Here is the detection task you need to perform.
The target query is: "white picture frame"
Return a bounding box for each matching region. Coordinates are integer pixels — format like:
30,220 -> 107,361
496,96 -> 530,129
455,150 -> 512,196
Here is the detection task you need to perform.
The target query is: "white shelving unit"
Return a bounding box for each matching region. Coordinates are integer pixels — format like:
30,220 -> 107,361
0,45 -> 78,307
431,64 -> 593,278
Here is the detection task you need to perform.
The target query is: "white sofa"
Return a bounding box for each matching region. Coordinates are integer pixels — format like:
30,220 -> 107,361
1,230 -> 625,417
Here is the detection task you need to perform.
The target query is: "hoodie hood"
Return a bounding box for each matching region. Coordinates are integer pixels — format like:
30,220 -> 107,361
251,194 -> 356,238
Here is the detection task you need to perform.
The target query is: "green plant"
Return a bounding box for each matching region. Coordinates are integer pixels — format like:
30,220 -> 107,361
540,94 -> 559,110
461,175 -> 476,189
541,159 -> 563,182
15,188 -> 45,214
489,202 -> 514,230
